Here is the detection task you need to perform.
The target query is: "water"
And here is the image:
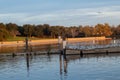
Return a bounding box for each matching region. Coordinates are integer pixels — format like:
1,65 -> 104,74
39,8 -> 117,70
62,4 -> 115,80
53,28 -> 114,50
0,53 -> 120,80
0,44 -> 58,53
0,39 -> 120,80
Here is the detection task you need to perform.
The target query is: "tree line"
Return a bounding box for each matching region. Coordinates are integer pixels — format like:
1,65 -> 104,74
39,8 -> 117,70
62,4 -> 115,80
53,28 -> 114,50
0,22 -> 120,41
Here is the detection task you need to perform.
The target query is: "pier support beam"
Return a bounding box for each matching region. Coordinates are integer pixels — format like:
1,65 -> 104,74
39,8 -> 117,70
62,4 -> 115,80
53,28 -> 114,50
62,37 -> 67,60
63,49 -> 66,60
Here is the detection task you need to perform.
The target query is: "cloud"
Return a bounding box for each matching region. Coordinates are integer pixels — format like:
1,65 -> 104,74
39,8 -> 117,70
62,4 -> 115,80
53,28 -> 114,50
0,6 -> 120,26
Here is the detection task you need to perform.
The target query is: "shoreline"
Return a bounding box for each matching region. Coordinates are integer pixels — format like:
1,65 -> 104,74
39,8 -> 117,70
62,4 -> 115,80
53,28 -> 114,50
0,37 -> 111,46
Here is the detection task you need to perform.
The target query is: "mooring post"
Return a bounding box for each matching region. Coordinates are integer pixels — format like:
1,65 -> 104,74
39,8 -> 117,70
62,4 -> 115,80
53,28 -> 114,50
58,36 -> 62,52
106,50 -> 109,55
63,48 -> 66,60
80,50 -> 83,57
12,53 -> 16,58
62,37 -> 67,60
25,37 -> 28,52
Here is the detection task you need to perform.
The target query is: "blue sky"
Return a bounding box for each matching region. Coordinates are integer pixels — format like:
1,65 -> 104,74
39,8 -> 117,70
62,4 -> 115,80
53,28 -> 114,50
0,0 -> 120,26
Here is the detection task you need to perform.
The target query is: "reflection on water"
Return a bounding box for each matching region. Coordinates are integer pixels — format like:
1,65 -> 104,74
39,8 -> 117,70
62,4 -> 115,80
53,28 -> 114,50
0,44 -> 58,53
0,53 -> 120,80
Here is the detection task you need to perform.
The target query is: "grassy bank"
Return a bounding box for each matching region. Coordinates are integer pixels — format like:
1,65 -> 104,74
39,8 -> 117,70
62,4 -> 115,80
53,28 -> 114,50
6,37 -> 53,41
7,37 -> 26,41
6,36 -> 109,41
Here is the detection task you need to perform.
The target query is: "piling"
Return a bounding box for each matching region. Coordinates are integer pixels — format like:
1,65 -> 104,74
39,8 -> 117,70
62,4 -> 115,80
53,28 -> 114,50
60,50 -> 63,55
106,50 -> 109,55
12,53 -> 16,58
62,37 -> 67,60
80,50 -> 83,57
25,37 -> 28,51
58,36 -> 62,52
63,49 -> 66,60
47,51 -> 50,55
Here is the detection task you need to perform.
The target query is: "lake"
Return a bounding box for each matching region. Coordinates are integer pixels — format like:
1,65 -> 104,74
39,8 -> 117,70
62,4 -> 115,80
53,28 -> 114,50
0,53 -> 120,80
0,44 -> 58,53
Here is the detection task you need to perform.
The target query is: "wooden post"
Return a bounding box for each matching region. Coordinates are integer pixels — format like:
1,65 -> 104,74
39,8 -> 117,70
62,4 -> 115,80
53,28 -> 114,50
63,40 -> 66,50
47,44 -> 51,55
60,50 -> 63,55
58,36 -> 62,44
62,38 -> 67,60
25,37 -> 28,52
63,48 -> 66,60
80,50 -> 83,57
12,53 -> 16,58
58,36 -> 61,53
106,50 -> 109,55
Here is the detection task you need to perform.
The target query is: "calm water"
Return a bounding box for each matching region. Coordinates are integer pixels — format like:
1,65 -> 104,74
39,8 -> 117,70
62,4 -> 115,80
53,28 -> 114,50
0,53 -> 120,80
0,39 -> 120,80
0,44 -> 58,53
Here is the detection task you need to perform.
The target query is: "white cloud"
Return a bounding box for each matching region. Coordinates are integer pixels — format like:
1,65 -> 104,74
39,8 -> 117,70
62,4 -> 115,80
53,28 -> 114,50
0,6 -> 120,26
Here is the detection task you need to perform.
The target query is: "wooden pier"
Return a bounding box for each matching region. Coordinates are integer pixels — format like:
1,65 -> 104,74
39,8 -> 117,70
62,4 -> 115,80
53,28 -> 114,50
0,37 -> 120,58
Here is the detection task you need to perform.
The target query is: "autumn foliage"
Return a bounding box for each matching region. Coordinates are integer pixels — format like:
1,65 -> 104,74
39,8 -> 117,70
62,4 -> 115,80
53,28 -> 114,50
0,22 -> 118,41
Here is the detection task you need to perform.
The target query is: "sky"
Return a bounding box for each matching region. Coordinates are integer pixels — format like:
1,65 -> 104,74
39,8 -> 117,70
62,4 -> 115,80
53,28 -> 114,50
0,0 -> 120,26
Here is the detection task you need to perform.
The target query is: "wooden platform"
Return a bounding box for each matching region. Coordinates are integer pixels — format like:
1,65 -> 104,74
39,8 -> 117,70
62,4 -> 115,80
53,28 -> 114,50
66,47 -> 120,55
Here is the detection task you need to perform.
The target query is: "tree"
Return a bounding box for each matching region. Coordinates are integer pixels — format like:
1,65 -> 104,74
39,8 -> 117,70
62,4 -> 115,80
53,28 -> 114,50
69,26 -> 77,38
6,23 -> 18,37
18,26 -> 24,36
0,23 -> 9,41
59,26 -> 66,38
50,26 -> 59,38
111,25 -> 120,38
43,24 -> 51,37
82,25 -> 94,37
23,24 -> 34,37
103,23 -> 112,36
94,23 -> 112,37
34,25 -> 44,37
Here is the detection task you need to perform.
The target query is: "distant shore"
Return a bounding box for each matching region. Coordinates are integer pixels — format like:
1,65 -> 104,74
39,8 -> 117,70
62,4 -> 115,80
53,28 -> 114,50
0,36 -> 111,46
